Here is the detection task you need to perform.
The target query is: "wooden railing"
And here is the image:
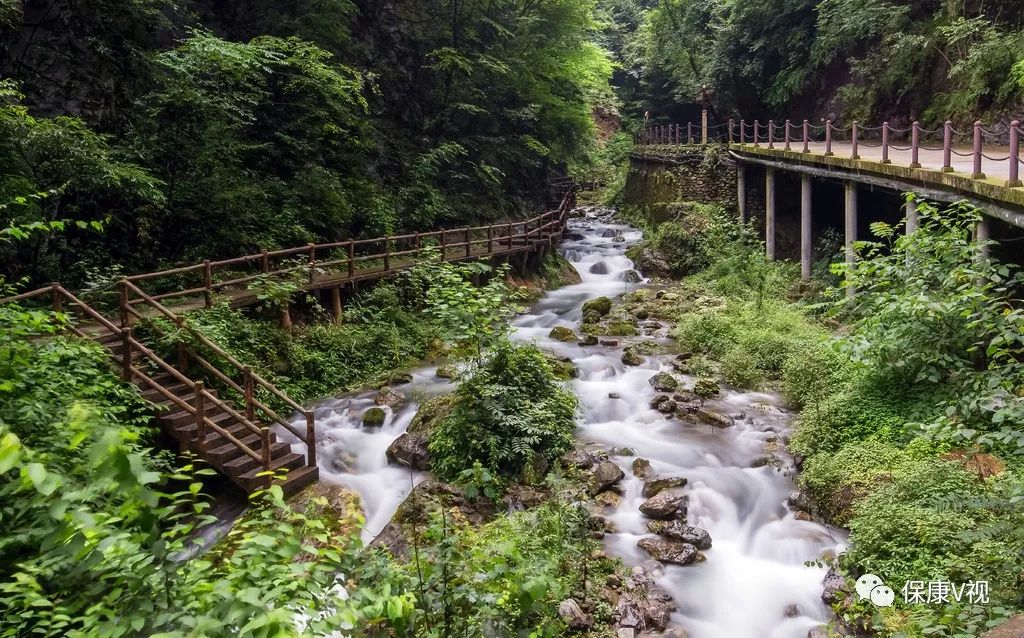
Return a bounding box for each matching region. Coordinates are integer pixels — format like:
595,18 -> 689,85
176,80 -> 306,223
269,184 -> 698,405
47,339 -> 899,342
3,284 -> 277,482
123,198 -> 575,311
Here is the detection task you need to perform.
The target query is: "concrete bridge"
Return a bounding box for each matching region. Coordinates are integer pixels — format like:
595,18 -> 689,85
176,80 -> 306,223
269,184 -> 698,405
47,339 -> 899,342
636,114 -> 1024,278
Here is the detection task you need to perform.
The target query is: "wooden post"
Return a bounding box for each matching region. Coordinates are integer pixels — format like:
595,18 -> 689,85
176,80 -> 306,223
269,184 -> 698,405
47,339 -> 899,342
118,280 -> 129,328
383,237 -> 391,271
801,174 -> 812,280
701,109 -> 708,144
347,240 -> 355,279
50,282 -> 62,313
203,260 -> 212,308
881,122 -> 891,164
441,229 -> 448,260
305,411 -> 316,468
194,381 -> 206,450
121,327 -> 132,381
331,287 -> 343,323
261,429 -> 272,488
972,121 -> 985,179
737,164 -> 746,224
261,249 -> 270,274
942,121 -> 953,172
507,222 -> 513,250
307,243 -> 316,284
487,225 -> 493,254
244,367 -> 255,422
687,122 -> 693,144
1009,121 -> 1022,187
465,227 -> 471,257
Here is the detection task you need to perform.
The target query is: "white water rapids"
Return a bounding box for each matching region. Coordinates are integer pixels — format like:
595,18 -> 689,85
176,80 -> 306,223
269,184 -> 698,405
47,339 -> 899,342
290,208 -> 847,638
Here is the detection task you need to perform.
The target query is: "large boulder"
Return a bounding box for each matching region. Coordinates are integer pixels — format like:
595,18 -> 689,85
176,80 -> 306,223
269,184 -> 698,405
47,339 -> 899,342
639,488 -> 688,519
583,296 -> 613,317
361,407 -> 387,428
628,246 -> 672,279
646,520 -> 711,549
558,598 -> 593,631
821,567 -> 848,605
632,458 -> 653,479
590,461 -> 625,493
386,432 -> 429,470
622,347 -> 644,366
637,537 -> 699,566
693,378 -> 720,398
648,372 -> 679,392
696,408 -> 733,428
642,476 -> 687,498
374,386 -> 406,409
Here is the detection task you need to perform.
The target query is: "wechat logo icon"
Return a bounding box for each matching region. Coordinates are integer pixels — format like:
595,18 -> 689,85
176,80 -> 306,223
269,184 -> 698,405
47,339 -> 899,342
856,574 -> 895,607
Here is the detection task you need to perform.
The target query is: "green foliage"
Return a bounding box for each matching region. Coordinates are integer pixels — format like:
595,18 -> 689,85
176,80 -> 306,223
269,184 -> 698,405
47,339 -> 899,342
429,341 -> 577,482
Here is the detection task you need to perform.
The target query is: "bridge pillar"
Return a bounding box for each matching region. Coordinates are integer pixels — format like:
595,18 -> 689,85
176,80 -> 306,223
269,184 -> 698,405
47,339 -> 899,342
844,181 -> 858,297
331,287 -> 343,323
801,174 -> 812,280
905,199 -> 919,235
737,165 -> 746,223
765,167 -> 776,260
976,216 -> 991,261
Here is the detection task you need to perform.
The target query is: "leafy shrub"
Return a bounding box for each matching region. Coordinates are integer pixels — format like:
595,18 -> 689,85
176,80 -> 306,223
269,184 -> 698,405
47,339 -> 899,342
429,341 -> 577,482
781,339 -> 851,408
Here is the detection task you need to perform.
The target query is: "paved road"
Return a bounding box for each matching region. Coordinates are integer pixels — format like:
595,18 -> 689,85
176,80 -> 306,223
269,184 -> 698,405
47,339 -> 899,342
751,141 -> 1019,182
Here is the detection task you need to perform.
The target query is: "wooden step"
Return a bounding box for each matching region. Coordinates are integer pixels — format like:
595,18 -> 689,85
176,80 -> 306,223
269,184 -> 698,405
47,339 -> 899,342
281,465 -> 320,497
191,421 -> 270,451
219,441 -> 292,476
160,406 -> 235,431
235,453 -> 306,491
142,386 -> 213,406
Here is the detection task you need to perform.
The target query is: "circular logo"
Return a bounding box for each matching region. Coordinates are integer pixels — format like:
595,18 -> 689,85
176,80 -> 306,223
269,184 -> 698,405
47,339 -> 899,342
870,585 -> 895,607
855,574 -> 883,600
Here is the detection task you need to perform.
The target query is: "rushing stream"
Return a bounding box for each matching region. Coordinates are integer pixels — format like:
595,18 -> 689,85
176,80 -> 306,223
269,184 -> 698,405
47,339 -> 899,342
296,207 -> 847,637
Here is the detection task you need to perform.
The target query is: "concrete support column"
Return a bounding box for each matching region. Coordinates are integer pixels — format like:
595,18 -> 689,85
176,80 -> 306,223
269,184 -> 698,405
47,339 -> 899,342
844,181 -> 858,297
800,174 -> 812,280
737,165 -> 746,224
905,199 -> 919,235
976,216 -> 991,262
765,167 -> 776,260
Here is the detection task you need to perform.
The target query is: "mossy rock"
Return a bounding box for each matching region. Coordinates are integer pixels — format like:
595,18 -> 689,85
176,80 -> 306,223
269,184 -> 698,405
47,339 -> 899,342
693,378 -> 721,398
549,326 -> 579,342
436,364 -> 459,379
583,309 -> 603,324
582,296 -> 612,317
622,347 -> 644,366
408,393 -> 458,435
649,372 -> 679,392
362,407 -> 387,427
545,354 -> 579,380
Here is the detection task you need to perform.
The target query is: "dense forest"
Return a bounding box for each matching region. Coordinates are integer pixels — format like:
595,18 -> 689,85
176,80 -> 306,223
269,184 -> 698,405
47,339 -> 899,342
4,1 -> 1024,637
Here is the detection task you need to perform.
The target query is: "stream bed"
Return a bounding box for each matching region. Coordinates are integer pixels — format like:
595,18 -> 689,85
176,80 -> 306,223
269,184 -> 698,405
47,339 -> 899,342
294,207 -> 847,637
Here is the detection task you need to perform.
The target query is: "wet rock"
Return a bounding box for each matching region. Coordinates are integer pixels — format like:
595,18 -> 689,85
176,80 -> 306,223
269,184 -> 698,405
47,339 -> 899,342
558,598 -> 593,631
622,347 -> 644,366
374,386 -> 406,409
590,461 -> 625,493
385,432 -> 429,470
632,458 -> 653,478
784,604 -> 800,618
751,454 -> 783,470
601,229 -> 618,238
617,598 -> 644,629
642,476 -> 687,498
504,485 -> 546,510
696,408 -> 733,428
794,511 -> 813,521
361,406 -> 387,427
369,522 -> 410,559
563,448 -> 603,470
613,235 -> 626,243
436,364 -> 458,379
623,269 -> 643,283
388,372 -> 413,386
639,628 -> 689,638
982,614 -> 1024,638
646,520 -> 711,549
565,232 -> 586,241
656,399 -> 677,414
642,321 -> 663,330
693,378 -> 720,398
634,308 -> 650,320
649,395 -> 671,409
583,309 -> 603,324
648,372 -> 679,392
583,296 -> 613,316
788,491 -> 811,512
545,354 -> 578,379
821,567 -> 849,605
638,560 -> 665,578
637,537 -> 699,565
612,446 -> 636,456
329,450 -> 358,473
549,326 -> 578,342
596,490 -> 623,507
807,627 -> 830,638
578,333 -> 599,346
639,487 -> 688,519
609,392 -> 622,399
589,261 -> 610,274
600,338 -> 620,346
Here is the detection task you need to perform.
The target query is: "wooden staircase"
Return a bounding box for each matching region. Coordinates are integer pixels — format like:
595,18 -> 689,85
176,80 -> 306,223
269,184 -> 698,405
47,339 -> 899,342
4,285 -> 319,495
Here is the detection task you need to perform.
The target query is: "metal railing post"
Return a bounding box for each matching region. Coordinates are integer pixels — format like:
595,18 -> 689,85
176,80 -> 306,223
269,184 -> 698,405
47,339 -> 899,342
881,122 -> 891,164
1009,121 -> 1022,187
850,121 -> 859,159
972,121 -> 985,179
942,121 -> 953,172
910,121 -> 922,168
